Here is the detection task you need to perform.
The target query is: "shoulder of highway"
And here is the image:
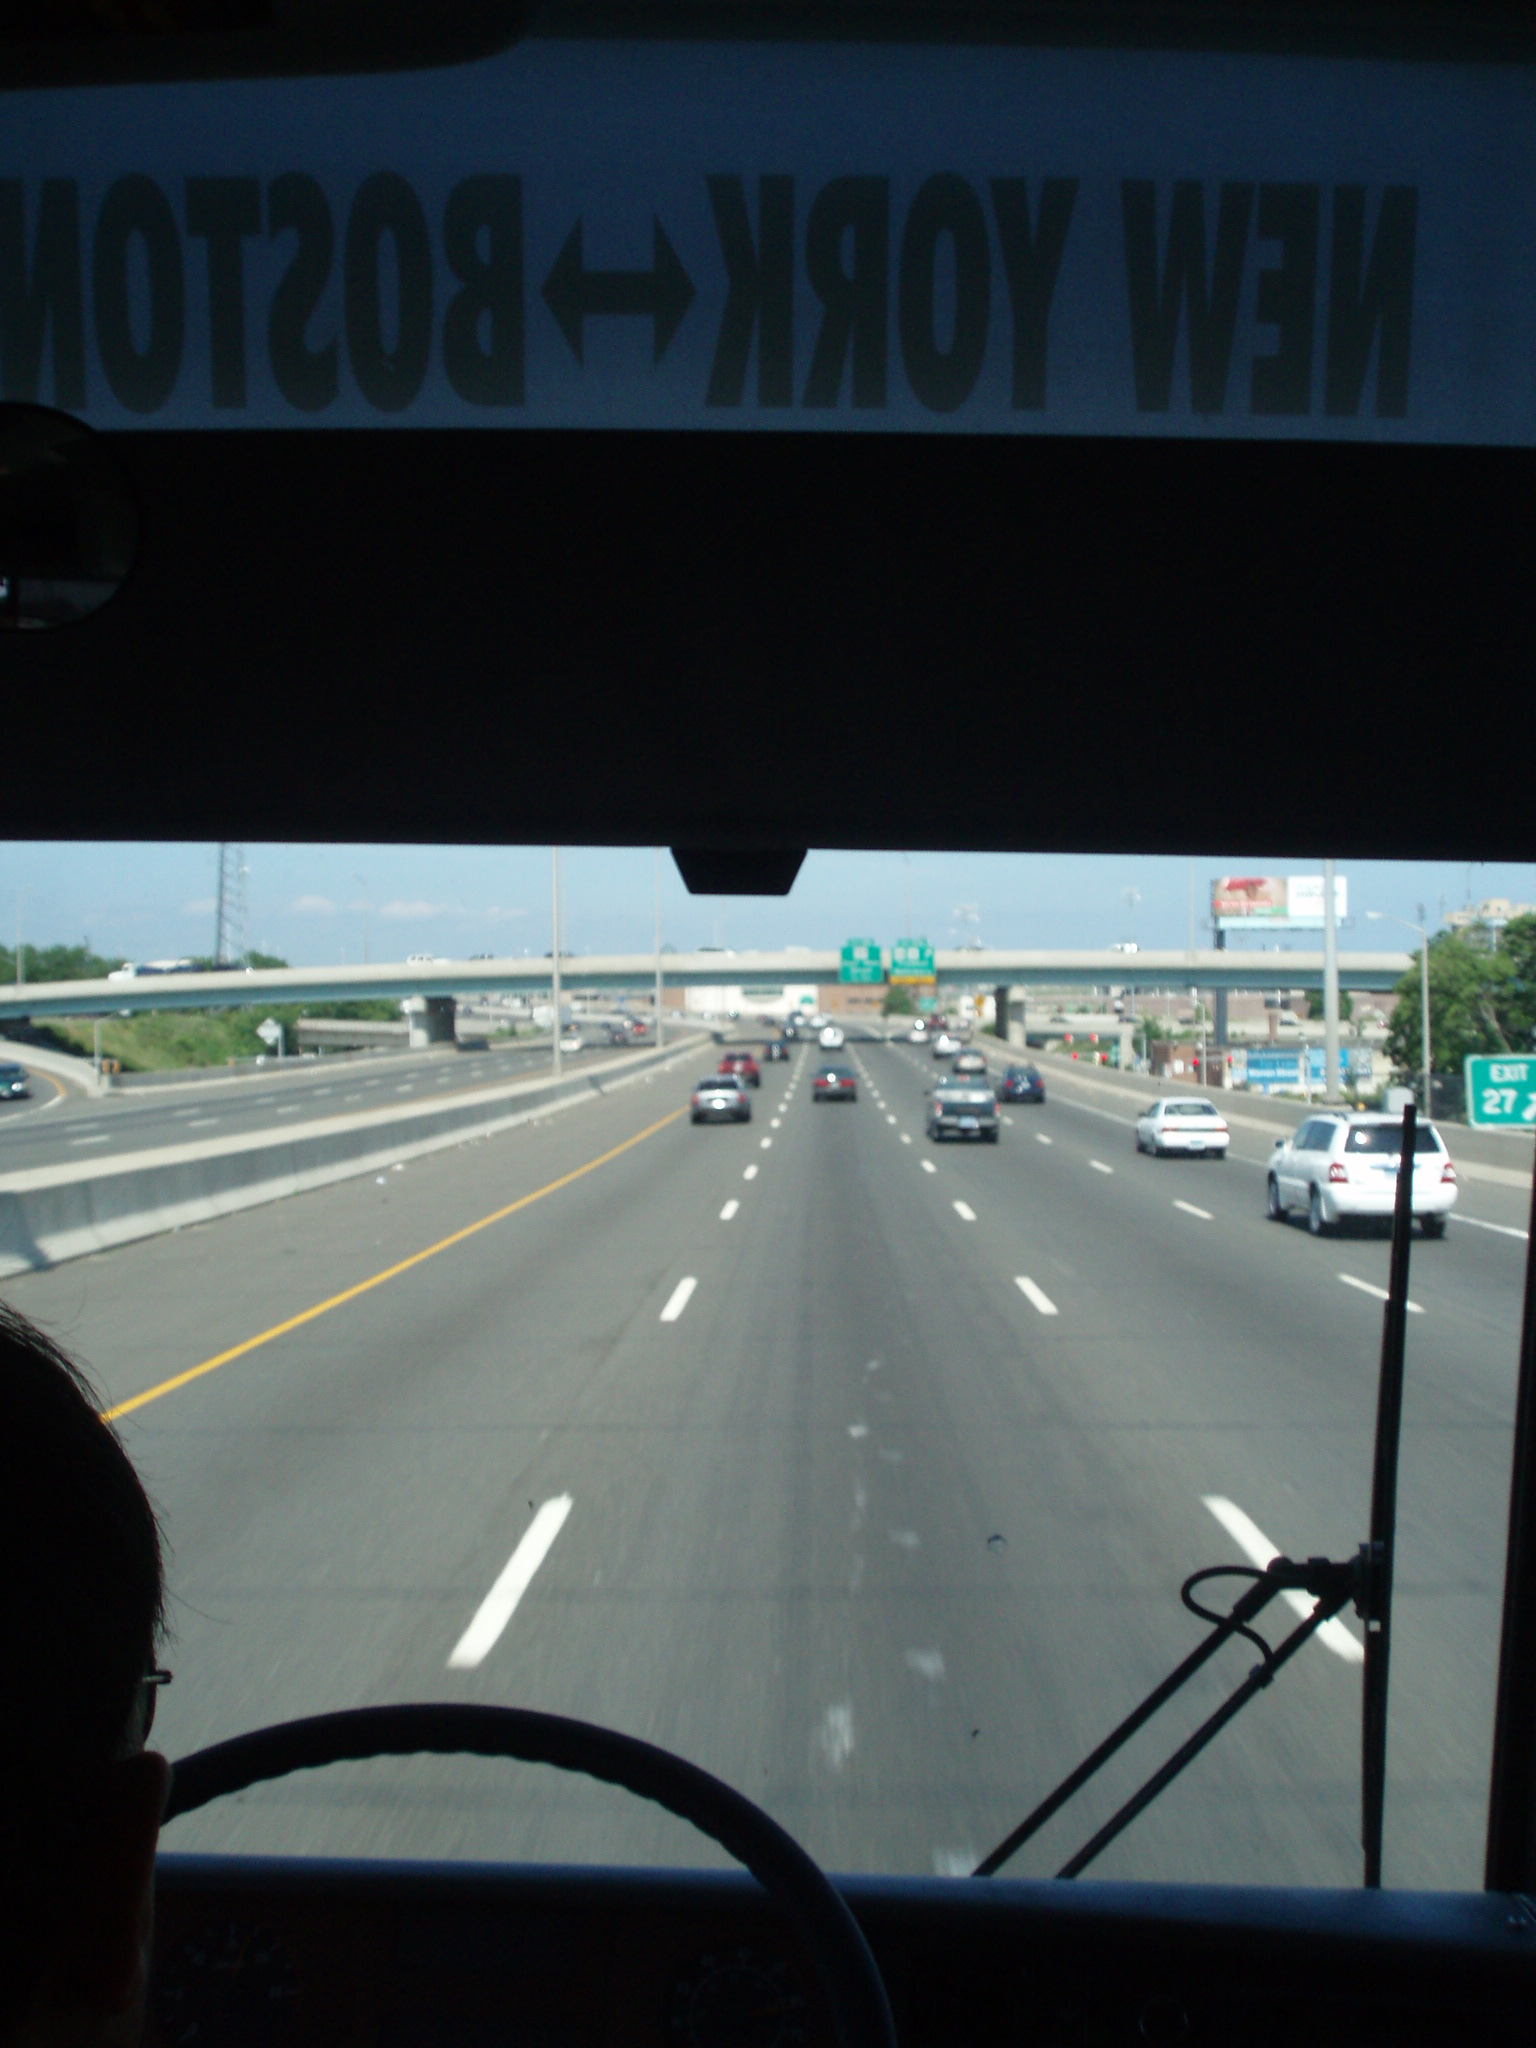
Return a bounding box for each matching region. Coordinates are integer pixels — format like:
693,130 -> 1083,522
971,1037 -> 1533,1187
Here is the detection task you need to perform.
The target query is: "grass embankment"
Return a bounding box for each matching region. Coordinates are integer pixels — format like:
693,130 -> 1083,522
39,1001 -> 402,1073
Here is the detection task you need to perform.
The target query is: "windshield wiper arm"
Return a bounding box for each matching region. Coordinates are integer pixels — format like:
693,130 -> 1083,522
976,1101 -> 1419,1886
972,1553 -> 1361,1879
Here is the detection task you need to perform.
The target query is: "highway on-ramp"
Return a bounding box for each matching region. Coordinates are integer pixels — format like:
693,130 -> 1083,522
2,1034 -> 1524,1888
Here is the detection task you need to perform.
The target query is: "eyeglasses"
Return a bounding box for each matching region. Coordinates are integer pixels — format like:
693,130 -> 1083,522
140,1667 -> 172,1739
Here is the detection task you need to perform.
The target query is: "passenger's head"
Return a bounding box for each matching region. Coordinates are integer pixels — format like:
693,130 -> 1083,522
0,1304 -> 169,2048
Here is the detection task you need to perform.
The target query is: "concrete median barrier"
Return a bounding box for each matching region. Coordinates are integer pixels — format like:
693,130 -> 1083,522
0,1034 -> 705,1278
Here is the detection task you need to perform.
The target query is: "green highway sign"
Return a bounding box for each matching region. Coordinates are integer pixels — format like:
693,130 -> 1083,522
1465,1055 -> 1536,1128
889,937 -> 936,984
840,938 -> 884,985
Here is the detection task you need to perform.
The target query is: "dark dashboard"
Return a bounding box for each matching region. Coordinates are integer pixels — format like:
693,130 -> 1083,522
151,1856 -> 1536,2048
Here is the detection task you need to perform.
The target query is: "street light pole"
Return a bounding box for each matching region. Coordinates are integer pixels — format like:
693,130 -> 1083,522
1323,856 -> 1341,1102
1418,901 -> 1431,1119
1367,908 -> 1433,1117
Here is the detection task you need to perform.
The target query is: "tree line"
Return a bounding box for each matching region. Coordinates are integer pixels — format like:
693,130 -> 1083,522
1386,917 -> 1536,1074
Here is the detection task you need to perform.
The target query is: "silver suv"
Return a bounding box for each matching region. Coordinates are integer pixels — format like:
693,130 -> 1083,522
927,1079 -> 1000,1143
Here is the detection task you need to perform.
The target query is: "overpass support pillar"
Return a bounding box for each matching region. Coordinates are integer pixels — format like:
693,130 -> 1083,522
993,984 -> 1011,1041
403,996 -> 456,1049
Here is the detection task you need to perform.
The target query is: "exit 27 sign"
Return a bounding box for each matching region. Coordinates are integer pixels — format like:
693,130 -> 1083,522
1465,1055 -> 1536,1129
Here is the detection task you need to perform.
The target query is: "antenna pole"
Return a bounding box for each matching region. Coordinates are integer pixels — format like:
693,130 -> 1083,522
1361,1099 -> 1417,1886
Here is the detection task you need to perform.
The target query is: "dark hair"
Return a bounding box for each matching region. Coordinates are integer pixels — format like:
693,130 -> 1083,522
0,1302 -> 166,2026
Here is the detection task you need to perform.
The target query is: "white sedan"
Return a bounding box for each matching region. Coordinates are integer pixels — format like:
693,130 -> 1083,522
818,1024 -> 846,1050
1135,1098 -> 1231,1157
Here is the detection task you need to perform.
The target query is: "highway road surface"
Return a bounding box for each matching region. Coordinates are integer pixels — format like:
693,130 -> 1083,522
0,1034 -> 629,1170
2,1034 -> 1526,1888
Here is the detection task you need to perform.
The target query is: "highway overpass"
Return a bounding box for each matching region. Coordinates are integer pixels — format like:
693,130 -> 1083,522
0,947 -> 1415,1020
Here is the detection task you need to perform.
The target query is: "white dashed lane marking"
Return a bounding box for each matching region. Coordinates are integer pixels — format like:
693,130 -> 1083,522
953,1200 -> 976,1222
1202,1495 -> 1364,1664
1014,1276 -> 1059,1316
1454,1214 -> 1529,1240
447,1495 -> 573,1669
1090,1159 -> 1114,1175
1338,1273 -> 1424,1314
1174,1200 -> 1213,1221
921,1160 -> 937,1175
1036,1132 -> 1053,1146
719,1199 -> 739,1221
743,1164 -> 759,1180
660,1277 -> 698,1323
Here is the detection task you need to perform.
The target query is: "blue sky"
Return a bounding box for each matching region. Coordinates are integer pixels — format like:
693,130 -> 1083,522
2,844 -> 1531,967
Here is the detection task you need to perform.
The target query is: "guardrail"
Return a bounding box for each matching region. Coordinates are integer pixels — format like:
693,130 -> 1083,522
0,1033 -> 705,1279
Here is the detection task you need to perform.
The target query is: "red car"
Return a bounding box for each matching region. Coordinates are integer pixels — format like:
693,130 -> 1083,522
718,1051 -> 761,1088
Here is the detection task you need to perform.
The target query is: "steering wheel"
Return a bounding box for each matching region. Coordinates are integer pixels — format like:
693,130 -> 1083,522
165,1704 -> 897,2048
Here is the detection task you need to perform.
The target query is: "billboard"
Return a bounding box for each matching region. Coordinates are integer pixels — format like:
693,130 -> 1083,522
1212,875 -> 1347,930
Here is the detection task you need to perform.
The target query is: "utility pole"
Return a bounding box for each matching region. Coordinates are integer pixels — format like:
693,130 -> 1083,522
551,847 -> 563,1079
1323,857 -> 1341,1101
654,849 -> 665,1053
14,893 -> 21,988
213,844 -> 248,966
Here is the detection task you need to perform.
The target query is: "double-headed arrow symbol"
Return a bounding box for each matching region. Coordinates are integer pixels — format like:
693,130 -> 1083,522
543,217 -> 696,366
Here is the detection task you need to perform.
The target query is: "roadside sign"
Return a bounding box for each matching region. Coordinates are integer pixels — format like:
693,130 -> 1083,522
839,939 -> 883,986
255,1018 -> 283,1046
1465,1054 -> 1536,1128
889,938 -> 936,984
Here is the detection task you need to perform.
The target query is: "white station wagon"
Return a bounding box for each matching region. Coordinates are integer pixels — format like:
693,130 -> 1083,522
1266,1112 -> 1458,1237
1135,1097 -> 1231,1157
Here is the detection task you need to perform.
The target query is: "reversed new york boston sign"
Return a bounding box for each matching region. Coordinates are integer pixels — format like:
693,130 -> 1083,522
2,40 -> 1531,442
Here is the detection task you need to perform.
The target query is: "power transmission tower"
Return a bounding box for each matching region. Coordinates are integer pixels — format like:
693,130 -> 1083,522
213,844 -> 248,965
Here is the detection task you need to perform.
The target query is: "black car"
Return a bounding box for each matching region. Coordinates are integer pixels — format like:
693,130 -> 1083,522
0,1062 -> 30,1100
997,1064 -> 1045,1104
812,1064 -> 857,1102
764,1039 -> 790,1062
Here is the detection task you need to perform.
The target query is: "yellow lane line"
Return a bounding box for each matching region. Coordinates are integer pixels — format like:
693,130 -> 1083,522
102,1106 -> 686,1422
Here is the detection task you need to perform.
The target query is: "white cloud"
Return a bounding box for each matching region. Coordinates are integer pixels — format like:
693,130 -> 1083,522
379,899 -> 451,921
183,897 -> 217,915
292,895 -> 337,914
